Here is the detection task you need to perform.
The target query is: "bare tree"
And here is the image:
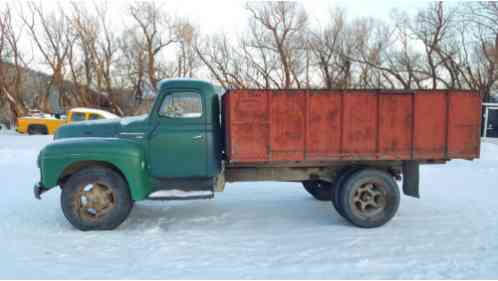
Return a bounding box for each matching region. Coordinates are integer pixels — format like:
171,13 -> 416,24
175,20 -> 199,78
129,2 -> 176,90
196,2 -> 308,89
0,4 -> 26,122
245,2 -> 308,88
67,2 -> 97,108
1,0 -> 497,121
117,27 -> 147,107
21,3 -> 76,113
93,2 -> 123,115
195,34 -> 248,89
410,2 -> 457,89
461,2 -> 498,100
343,3 -> 461,90
67,1 -> 127,115
344,17 -> 415,89
309,9 -> 352,89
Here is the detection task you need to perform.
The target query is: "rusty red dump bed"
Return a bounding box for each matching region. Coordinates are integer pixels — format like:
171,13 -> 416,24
223,90 -> 481,165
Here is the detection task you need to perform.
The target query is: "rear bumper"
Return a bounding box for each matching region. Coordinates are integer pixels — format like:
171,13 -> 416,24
34,182 -> 48,200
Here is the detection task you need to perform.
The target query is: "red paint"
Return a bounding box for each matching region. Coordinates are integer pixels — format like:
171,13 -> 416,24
378,94 -> 413,160
342,91 -> 379,159
270,91 -> 306,161
447,91 -> 482,158
413,92 -> 447,159
223,89 -> 481,164
306,92 -> 342,160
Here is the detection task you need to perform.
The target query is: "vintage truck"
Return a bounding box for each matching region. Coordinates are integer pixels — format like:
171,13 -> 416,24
16,107 -> 118,135
34,79 -> 482,230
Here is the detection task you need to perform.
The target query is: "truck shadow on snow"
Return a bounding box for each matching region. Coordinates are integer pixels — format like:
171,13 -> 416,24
120,193 -> 350,231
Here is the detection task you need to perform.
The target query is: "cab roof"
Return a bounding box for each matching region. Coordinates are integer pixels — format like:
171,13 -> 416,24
158,79 -> 216,96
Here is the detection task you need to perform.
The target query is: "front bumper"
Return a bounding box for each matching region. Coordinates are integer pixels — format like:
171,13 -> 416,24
34,182 -> 48,200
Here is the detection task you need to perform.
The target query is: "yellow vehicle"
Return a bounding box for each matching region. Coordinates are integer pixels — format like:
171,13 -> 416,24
16,107 -> 119,135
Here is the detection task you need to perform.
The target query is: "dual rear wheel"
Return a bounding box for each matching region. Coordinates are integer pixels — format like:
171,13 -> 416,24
302,169 -> 400,228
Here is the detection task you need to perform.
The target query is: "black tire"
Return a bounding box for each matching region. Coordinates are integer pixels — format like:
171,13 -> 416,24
27,125 -> 48,135
332,168 -> 360,218
61,167 -> 133,231
338,169 -> 400,228
302,180 -> 333,201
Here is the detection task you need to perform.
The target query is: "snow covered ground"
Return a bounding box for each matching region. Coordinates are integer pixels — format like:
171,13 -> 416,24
1,132 -> 498,279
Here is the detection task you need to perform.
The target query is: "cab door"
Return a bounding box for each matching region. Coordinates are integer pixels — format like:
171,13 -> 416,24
147,90 -> 207,178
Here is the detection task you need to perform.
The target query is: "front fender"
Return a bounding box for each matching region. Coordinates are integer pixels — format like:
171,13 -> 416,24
38,138 -> 151,200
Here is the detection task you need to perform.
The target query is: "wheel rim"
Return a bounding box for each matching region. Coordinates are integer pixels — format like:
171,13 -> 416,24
351,181 -> 387,218
74,182 -> 116,221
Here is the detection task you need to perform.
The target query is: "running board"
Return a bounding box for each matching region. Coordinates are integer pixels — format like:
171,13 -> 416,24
146,190 -> 214,201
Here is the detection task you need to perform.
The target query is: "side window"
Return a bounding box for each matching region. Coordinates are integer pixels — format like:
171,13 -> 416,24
71,112 -> 86,122
88,114 -> 103,120
159,92 -> 202,118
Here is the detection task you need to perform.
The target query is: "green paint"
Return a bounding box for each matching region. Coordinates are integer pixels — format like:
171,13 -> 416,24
37,79 -> 222,200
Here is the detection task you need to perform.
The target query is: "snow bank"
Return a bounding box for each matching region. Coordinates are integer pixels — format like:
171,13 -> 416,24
1,135 -> 498,279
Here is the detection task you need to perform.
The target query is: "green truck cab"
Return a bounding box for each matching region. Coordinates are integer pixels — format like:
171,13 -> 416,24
34,79 -> 482,231
36,80 -> 224,230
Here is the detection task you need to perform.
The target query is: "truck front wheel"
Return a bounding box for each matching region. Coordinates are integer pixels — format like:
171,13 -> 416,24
338,169 -> 400,228
302,180 -> 333,201
61,167 -> 133,231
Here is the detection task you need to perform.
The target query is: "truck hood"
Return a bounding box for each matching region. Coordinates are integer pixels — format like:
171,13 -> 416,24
54,115 -> 149,140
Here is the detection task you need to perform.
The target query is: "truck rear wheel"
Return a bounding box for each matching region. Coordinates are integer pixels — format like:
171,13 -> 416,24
61,167 -> 133,231
338,169 -> 400,228
302,180 -> 333,201
332,168 -> 360,218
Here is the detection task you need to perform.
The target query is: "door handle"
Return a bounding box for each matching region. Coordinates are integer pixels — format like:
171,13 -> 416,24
192,135 -> 204,140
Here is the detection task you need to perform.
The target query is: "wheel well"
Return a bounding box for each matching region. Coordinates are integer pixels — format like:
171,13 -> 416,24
336,165 -> 400,182
28,124 -> 48,134
58,161 -> 128,188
